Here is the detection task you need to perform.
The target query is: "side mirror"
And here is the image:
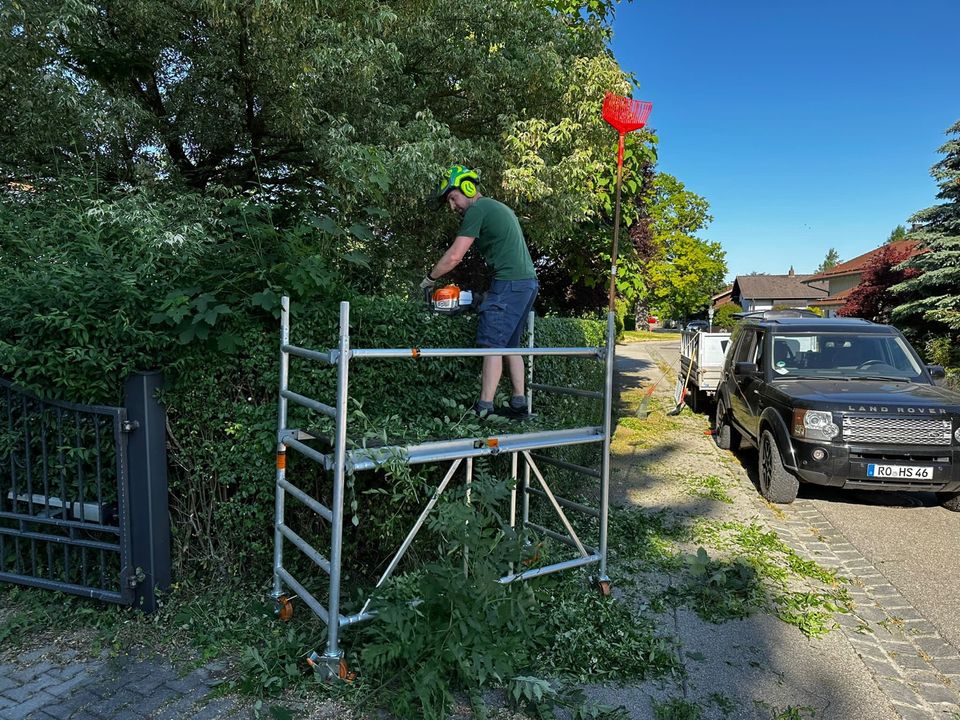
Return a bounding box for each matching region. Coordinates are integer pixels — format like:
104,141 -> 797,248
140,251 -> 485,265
734,361 -> 758,377
927,365 -> 946,379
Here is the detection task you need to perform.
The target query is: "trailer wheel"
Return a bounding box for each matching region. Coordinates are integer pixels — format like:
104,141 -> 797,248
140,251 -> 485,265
713,399 -> 740,451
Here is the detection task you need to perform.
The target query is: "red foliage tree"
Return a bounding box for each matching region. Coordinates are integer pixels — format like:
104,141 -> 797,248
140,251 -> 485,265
837,245 -> 919,323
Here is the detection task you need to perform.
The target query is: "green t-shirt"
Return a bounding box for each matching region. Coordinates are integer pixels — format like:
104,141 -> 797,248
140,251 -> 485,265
457,197 -> 536,281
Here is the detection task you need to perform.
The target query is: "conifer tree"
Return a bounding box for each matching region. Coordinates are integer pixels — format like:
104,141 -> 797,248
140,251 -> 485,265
816,248 -> 840,273
892,121 -> 960,334
887,224 -> 907,244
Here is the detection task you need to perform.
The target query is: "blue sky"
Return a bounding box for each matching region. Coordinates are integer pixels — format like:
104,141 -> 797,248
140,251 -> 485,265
610,1 -> 960,282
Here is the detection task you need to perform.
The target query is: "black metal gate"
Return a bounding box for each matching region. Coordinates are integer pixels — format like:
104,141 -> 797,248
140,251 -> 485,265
0,373 -> 170,610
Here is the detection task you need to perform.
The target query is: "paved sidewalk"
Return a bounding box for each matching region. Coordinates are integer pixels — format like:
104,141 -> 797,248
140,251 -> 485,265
0,650 -> 243,720
770,499 -> 960,718
603,340 -> 960,719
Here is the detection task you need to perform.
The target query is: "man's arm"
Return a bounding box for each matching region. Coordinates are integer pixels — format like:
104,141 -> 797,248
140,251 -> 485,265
429,235 -> 475,280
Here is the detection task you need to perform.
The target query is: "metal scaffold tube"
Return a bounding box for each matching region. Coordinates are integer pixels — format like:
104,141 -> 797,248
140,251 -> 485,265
271,297 -> 291,599
320,301 -> 351,675
269,297 -> 616,678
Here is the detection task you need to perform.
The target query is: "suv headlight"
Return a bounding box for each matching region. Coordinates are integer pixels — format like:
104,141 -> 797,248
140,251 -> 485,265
792,409 -> 839,441
955,426 -> 960,444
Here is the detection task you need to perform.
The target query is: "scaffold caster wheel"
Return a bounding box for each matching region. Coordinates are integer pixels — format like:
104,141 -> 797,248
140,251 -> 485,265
307,652 -> 356,682
338,658 -> 357,683
597,579 -> 612,596
274,595 -> 293,622
521,542 -> 543,567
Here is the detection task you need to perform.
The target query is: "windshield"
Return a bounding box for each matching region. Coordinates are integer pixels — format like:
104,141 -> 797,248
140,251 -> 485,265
768,333 -> 925,381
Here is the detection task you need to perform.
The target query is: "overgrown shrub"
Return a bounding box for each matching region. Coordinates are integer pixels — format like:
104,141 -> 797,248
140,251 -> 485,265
924,335 -> 960,389
925,336 -> 958,368
0,185 -> 607,581
711,303 -> 742,331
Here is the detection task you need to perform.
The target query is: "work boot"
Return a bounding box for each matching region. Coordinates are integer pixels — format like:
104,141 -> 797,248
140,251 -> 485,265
470,401 -> 494,420
491,403 -> 532,421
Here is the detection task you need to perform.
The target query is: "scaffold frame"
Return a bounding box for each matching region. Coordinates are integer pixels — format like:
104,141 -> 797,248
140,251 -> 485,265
271,296 -> 617,679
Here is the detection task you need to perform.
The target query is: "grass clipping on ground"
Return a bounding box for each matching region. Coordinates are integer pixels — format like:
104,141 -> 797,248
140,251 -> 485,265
610,383 -> 851,639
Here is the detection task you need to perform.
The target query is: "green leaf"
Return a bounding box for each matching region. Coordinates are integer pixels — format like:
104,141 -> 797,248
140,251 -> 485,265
315,216 -> 342,236
342,250 -> 371,269
251,290 -> 281,312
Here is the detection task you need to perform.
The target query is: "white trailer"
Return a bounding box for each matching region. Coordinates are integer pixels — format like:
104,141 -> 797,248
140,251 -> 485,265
677,330 -> 732,411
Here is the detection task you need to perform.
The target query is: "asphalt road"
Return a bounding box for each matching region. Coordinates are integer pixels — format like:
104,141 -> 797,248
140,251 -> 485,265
641,337 -> 960,653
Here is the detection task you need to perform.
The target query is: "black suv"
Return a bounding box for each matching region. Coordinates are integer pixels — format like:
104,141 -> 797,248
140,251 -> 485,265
713,316 -> 960,510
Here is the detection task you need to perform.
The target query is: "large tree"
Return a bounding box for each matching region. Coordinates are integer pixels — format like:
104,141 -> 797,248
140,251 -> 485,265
639,172 -> 725,319
892,120 -> 960,334
887,224 -> 907,244
1,0 -> 668,308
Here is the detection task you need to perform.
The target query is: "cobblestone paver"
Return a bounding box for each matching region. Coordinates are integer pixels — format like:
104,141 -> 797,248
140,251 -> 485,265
762,497 -> 960,719
0,651 -> 247,720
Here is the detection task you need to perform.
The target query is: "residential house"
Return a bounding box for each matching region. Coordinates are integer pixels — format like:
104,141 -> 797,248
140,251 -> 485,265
731,268 -> 828,313
802,240 -> 920,317
711,286 -> 734,309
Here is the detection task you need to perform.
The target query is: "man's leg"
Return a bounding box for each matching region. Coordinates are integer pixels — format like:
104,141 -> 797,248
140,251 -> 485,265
506,355 -> 525,397
480,355 -> 503,403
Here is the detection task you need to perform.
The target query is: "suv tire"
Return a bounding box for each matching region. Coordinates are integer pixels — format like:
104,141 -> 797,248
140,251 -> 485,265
936,492 -> 960,512
714,398 -> 740,451
759,429 -> 799,504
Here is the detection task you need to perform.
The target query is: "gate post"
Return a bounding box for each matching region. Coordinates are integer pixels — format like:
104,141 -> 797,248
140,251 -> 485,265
124,371 -> 171,613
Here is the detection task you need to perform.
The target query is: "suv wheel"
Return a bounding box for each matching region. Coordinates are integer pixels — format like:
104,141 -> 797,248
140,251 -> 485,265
713,398 -> 740,451
759,429 -> 799,504
936,492 -> 960,512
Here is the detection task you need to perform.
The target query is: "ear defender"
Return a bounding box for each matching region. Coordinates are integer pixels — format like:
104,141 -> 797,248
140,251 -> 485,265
436,165 -> 480,206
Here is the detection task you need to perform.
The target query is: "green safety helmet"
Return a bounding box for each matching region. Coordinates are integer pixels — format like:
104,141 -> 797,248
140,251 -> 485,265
434,165 -> 479,208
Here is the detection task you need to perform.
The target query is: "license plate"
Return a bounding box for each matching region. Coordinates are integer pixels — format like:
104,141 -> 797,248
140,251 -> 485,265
866,464 -> 934,480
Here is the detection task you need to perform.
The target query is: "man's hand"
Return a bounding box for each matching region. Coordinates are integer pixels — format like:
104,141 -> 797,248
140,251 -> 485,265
419,276 -> 437,290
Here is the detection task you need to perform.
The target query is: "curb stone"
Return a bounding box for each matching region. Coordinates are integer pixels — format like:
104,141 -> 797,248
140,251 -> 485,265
746,491 -> 960,719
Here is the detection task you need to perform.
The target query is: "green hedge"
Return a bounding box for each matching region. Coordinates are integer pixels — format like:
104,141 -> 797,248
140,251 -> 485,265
163,296 -> 606,580
0,187 -> 606,581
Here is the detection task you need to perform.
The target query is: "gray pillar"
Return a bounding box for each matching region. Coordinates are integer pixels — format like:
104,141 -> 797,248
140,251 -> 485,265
124,371 -> 171,613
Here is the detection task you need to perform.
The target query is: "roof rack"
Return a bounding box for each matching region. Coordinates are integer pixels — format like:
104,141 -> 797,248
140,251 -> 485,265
732,309 -> 821,320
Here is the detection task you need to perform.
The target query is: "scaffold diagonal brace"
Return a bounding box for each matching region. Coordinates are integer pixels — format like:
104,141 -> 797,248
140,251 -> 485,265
521,451 -> 589,558
358,458 -> 464,617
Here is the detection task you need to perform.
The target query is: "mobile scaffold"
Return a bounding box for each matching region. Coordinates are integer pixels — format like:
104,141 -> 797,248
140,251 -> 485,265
270,295 -> 618,680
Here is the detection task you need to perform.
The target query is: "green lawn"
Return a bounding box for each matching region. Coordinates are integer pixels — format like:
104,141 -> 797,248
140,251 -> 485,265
622,330 -> 683,343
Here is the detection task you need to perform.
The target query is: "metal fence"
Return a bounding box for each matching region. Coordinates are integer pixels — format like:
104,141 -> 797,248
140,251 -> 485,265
0,373 -> 170,611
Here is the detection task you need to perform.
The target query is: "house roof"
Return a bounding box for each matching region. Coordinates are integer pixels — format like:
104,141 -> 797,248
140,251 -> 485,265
733,274 -> 829,301
711,286 -> 733,301
804,240 -> 920,283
